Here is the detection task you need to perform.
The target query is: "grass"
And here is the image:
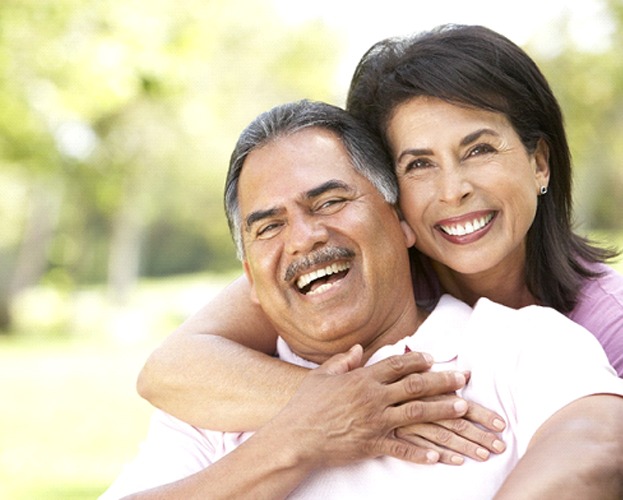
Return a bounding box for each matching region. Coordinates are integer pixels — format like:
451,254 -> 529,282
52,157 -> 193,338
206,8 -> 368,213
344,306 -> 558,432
0,336 -> 156,499
0,272 -> 235,500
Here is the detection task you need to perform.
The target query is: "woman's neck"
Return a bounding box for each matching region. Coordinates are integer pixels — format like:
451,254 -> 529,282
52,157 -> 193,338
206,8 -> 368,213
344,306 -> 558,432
432,260 -> 538,309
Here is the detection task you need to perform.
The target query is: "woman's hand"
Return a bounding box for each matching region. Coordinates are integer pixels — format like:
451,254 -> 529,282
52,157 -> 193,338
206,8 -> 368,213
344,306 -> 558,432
395,395 -> 507,464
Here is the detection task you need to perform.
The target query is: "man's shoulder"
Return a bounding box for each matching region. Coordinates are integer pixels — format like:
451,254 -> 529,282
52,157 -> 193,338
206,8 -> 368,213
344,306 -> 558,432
469,297 -> 590,347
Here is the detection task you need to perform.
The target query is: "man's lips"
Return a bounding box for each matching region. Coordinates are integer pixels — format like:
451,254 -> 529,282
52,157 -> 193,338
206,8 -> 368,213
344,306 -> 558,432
296,262 -> 351,295
284,246 -> 355,296
284,247 -> 354,282
436,211 -> 496,237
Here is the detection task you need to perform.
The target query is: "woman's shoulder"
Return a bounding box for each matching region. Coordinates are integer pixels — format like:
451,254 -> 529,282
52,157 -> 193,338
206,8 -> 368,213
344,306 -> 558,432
577,262 -> 623,304
569,262 -> 623,376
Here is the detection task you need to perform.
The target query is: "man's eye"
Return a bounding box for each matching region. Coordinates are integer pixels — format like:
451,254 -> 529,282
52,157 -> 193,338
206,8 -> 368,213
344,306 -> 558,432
317,198 -> 346,212
256,222 -> 281,238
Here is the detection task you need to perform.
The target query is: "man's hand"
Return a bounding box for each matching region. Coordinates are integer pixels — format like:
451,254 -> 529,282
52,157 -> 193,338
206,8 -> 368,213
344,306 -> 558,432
268,345 -> 473,467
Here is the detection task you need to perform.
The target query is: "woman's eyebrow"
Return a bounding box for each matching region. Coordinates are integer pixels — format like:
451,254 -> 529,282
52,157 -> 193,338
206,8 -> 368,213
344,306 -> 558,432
460,128 -> 499,146
396,128 -> 501,163
396,147 -> 433,163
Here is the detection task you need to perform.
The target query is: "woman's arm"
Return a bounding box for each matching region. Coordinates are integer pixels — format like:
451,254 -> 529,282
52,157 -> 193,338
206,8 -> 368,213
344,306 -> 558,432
137,275 -> 303,430
495,394 -> 623,499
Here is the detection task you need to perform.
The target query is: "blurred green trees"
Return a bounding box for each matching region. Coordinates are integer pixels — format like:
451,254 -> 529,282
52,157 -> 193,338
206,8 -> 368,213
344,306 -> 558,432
0,0 -> 340,330
1,0 -> 622,334
531,0 -> 623,230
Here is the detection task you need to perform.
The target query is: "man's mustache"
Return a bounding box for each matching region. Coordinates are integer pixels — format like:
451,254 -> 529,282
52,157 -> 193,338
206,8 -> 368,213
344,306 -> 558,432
284,247 -> 354,283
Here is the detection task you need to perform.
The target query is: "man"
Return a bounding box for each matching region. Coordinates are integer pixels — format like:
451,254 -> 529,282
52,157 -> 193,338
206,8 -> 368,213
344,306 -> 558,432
102,100 -> 623,499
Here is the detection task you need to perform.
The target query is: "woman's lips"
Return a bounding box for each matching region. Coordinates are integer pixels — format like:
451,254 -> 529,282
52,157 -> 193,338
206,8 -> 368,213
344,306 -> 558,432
435,211 -> 497,243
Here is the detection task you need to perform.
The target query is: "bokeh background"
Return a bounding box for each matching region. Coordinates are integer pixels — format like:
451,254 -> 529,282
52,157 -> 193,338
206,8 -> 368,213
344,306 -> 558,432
1,0 -> 622,498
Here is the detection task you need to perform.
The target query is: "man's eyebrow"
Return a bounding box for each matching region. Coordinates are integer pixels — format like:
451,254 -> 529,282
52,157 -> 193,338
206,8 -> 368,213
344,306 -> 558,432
245,207 -> 281,232
305,179 -> 353,199
243,180 -> 353,232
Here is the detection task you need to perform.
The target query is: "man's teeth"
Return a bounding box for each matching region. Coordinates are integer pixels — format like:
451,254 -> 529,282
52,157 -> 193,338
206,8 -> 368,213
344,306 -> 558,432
440,213 -> 494,236
296,262 -> 350,290
307,283 -> 333,296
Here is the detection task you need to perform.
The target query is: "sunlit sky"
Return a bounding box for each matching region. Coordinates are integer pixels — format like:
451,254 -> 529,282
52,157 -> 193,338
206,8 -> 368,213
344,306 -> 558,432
273,0 -> 615,91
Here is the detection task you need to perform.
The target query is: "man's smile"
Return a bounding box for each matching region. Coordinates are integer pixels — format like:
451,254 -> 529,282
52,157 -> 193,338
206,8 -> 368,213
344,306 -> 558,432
296,261 -> 351,295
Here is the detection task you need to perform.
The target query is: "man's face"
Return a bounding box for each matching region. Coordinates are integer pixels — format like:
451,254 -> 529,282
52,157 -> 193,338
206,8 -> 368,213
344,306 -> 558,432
239,127 -> 416,363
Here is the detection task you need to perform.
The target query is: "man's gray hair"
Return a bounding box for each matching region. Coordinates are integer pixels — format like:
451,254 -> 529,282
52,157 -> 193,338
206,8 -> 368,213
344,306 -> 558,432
224,99 -> 398,259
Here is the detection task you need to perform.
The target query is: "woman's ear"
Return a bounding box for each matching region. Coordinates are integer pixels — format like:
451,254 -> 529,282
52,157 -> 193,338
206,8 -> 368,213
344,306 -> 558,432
400,220 -> 416,248
242,261 -> 260,305
534,138 -> 551,190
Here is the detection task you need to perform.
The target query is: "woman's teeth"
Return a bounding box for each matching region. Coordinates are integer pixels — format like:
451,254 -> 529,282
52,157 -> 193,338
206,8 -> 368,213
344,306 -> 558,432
439,212 -> 494,236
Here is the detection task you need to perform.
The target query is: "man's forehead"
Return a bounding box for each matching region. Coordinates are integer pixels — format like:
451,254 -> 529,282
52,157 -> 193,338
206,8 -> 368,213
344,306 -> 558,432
239,129 -> 359,193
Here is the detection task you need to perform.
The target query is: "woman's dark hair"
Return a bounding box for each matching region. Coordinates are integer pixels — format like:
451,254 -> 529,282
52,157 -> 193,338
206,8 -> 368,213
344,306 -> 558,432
346,23 -> 618,312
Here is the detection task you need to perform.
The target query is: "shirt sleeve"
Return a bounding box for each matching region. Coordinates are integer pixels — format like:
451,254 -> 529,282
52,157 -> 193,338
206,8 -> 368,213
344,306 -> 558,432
567,266 -> 623,377
99,410 -> 218,499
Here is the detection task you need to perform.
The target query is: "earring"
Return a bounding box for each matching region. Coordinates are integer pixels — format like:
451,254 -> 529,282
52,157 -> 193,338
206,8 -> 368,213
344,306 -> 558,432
540,185 -> 548,195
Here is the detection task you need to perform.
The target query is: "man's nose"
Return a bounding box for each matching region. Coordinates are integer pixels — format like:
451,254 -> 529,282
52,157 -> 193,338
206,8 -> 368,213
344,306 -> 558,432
284,213 -> 329,255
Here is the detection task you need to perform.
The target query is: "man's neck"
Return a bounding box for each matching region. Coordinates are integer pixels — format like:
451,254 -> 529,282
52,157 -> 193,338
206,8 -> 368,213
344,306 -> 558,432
291,296 -> 428,366
359,303 -> 429,364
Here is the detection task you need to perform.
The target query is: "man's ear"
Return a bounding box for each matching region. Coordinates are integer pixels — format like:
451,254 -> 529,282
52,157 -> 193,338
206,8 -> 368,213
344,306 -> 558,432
242,261 -> 260,305
393,205 -> 416,248
400,220 -> 416,248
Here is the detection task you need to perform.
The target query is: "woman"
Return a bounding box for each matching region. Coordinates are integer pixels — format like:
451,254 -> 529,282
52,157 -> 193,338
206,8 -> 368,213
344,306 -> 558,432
137,24 -> 623,460
347,26 -> 623,376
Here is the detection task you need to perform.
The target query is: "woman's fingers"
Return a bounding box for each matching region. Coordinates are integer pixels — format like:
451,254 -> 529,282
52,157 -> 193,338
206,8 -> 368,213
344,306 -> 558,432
395,417 -> 506,463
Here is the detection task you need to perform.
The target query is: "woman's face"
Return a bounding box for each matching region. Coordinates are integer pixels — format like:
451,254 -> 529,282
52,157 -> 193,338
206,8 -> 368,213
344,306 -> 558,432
386,96 -> 550,277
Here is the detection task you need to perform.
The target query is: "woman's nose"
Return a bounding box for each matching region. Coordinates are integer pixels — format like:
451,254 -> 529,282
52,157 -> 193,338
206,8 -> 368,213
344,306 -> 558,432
438,166 -> 473,205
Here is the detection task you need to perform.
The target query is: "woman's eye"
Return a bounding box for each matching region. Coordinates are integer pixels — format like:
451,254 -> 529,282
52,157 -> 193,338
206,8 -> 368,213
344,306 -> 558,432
468,143 -> 496,157
404,158 -> 432,172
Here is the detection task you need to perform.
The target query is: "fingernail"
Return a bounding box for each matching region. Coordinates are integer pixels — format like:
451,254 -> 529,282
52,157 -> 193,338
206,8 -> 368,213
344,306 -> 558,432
493,418 -> 505,431
454,372 -> 466,385
426,450 -> 440,463
476,447 -> 490,460
453,400 -> 468,413
450,455 -> 464,465
422,352 -> 433,363
492,440 -> 506,453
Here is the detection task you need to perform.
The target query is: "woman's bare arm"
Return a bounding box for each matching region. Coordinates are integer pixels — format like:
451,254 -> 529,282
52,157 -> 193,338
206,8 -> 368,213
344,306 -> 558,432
495,394 -> 623,499
137,275 -> 304,430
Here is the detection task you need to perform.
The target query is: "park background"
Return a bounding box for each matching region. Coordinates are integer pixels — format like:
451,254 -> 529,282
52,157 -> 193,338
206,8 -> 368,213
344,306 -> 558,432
1,0 -> 622,498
